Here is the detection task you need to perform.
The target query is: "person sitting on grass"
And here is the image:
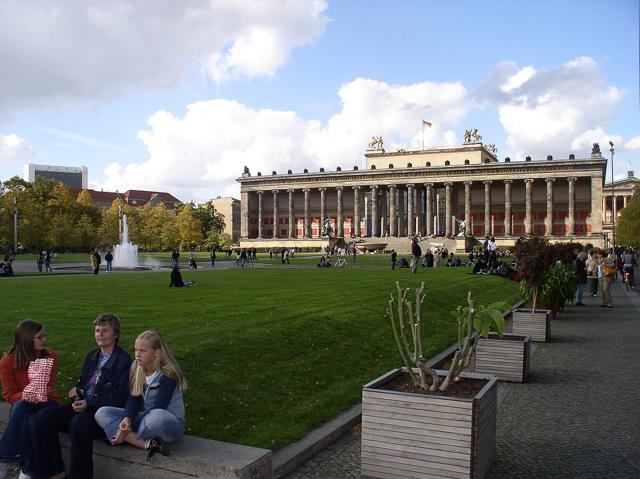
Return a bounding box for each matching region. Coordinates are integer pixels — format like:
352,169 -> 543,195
95,330 -> 187,461
0,262 -> 13,277
169,266 -> 195,287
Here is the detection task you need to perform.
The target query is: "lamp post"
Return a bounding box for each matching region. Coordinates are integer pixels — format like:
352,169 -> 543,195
13,196 -> 18,254
609,141 -> 615,254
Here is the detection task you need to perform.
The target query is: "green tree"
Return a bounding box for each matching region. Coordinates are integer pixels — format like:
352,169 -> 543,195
136,204 -> 168,250
616,191 -> 640,247
47,214 -> 76,252
20,177 -> 57,250
76,214 -> 98,251
193,201 -> 225,239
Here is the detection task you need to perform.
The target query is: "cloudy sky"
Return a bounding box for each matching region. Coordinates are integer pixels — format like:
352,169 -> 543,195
1,0 -> 638,203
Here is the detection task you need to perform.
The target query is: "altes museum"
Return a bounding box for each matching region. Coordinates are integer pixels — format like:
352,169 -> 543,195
237,136 -> 612,251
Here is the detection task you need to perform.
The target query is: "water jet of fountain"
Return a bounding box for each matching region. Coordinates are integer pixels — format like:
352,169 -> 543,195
113,214 -> 139,268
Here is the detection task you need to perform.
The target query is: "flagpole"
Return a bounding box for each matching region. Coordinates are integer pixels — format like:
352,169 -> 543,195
422,124 -> 424,151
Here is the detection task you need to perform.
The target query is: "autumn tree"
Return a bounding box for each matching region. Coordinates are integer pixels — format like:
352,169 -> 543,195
174,203 -> 204,247
616,191 -> 640,247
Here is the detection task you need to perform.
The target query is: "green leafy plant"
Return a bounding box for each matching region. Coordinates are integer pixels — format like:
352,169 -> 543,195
529,264 -> 577,313
387,282 -> 508,392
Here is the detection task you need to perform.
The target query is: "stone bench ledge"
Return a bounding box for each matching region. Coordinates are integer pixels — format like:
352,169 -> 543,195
0,402 -> 272,479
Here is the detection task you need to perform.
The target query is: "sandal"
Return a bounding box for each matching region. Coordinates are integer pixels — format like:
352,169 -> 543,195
145,438 -> 169,461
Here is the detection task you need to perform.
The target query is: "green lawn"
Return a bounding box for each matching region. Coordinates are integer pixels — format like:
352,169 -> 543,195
0,267 -> 520,450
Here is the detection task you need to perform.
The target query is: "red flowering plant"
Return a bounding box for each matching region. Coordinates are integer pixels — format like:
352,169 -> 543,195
514,236 -> 556,312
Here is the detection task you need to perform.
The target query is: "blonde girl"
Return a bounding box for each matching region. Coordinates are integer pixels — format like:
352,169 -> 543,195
95,330 -> 186,460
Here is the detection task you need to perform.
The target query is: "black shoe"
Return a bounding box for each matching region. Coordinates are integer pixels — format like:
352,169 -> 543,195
599,304 -> 607,308
146,438 -> 169,461
575,303 -> 585,306
606,305 -> 613,308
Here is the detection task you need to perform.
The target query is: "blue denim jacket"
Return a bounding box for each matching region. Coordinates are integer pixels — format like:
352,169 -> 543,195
76,345 -> 132,411
123,372 -> 185,429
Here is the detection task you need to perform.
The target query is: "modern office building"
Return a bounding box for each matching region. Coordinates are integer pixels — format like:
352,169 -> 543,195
24,163 -> 88,189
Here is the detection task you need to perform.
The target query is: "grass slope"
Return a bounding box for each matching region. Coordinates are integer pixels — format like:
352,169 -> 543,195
0,267 -> 520,450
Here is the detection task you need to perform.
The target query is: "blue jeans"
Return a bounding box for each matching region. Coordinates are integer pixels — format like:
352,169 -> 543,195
95,407 -> 184,444
576,282 -> 585,304
0,399 -> 57,464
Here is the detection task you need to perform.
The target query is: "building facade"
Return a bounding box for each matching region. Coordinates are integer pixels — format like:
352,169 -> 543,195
210,196 -> 241,243
237,142 -> 609,250
25,163 -> 88,189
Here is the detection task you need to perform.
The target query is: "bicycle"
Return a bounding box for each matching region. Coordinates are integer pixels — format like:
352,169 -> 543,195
623,268 -> 634,291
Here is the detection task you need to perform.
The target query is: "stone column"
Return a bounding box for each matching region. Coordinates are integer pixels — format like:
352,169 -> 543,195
336,187 -> 344,237
388,185 -> 397,237
444,182 -> 453,236
288,189 -> 295,238
407,184 -> 415,236
397,187 -> 405,237
380,188 -> 388,235
504,180 -> 512,236
417,188 -> 424,235
240,190 -> 250,239
273,190 -> 279,238
425,183 -> 433,236
370,186 -> 378,236
353,186 -> 361,237
483,181 -> 492,236
304,188 -> 311,238
319,188 -> 326,232
590,175 -> 603,235
567,177 -> 576,236
525,179 -> 534,235
464,181 -> 472,236
545,178 -> 555,235
257,190 -> 264,238
602,195 -> 607,224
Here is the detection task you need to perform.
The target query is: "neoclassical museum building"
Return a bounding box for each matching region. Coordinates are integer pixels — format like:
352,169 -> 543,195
237,138 -> 611,251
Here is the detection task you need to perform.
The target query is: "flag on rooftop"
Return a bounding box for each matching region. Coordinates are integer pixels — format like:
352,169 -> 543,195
422,120 -> 432,127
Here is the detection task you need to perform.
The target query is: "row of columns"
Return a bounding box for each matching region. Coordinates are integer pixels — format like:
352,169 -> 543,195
247,177 -> 582,239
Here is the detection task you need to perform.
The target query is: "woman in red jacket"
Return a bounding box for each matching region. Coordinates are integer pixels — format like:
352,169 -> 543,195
0,320 -> 59,468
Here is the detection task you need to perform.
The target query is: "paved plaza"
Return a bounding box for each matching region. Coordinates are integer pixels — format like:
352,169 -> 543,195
285,281 -> 640,479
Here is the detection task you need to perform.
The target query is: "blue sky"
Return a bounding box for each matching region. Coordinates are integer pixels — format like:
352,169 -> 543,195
1,0 -> 638,203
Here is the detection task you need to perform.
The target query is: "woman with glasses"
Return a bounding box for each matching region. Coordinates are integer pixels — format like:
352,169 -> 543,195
0,320 -> 59,471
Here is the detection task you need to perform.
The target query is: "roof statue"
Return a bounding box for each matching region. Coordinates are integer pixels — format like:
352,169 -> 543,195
367,136 -> 384,150
591,143 -> 601,156
464,129 -> 482,143
486,143 -> 497,155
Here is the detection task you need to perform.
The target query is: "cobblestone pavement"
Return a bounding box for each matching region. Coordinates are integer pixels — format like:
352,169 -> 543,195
286,282 -> 640,479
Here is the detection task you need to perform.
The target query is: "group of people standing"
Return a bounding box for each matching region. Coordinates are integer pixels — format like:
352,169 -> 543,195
35,251 -> 53,273
576,249 -> 637,308
0,315 -> 186,479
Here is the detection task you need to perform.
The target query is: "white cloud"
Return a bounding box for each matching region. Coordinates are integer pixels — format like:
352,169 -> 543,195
477,56 -> 622,159
98,78 -> 469,202
0,0 -> 329,119
624,135 -> 640,150
0,134 -> 35,163
570,128 -> 622,153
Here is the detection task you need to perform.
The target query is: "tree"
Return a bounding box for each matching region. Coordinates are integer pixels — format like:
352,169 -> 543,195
137,204 -> 168,250
616,191 -> 640,247
192,201 -> 225,239
76,214 -> 98,251
174,204 -> 204,247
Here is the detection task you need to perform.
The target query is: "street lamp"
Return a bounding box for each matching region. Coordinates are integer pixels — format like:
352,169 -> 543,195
609,141 -> 615,254
13,196 -> 18,254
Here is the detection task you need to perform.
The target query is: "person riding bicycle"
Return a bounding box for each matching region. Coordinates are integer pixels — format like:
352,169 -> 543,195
622,249 -> 637,289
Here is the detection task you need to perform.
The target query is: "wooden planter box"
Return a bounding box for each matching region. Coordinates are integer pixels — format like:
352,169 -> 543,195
512,308 -> 551,342
475,333 -> 531,383
361,368 -> 497,479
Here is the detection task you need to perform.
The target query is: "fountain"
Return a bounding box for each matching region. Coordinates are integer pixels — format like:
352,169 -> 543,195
113,214 -> 139,268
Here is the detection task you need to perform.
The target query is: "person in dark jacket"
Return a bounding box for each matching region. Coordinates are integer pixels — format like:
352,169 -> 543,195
169,266 -> 194,287
28,313 -> 132,479
575,252 -> 588,305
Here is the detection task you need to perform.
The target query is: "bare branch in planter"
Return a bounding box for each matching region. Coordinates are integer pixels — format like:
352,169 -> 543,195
387,282 -> 439,391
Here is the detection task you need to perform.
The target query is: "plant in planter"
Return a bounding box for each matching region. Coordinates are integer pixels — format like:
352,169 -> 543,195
513,236 -> 555,341
361,283 -> 506,479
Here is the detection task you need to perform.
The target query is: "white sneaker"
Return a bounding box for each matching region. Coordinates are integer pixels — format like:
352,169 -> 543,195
19,470 -> 34,479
